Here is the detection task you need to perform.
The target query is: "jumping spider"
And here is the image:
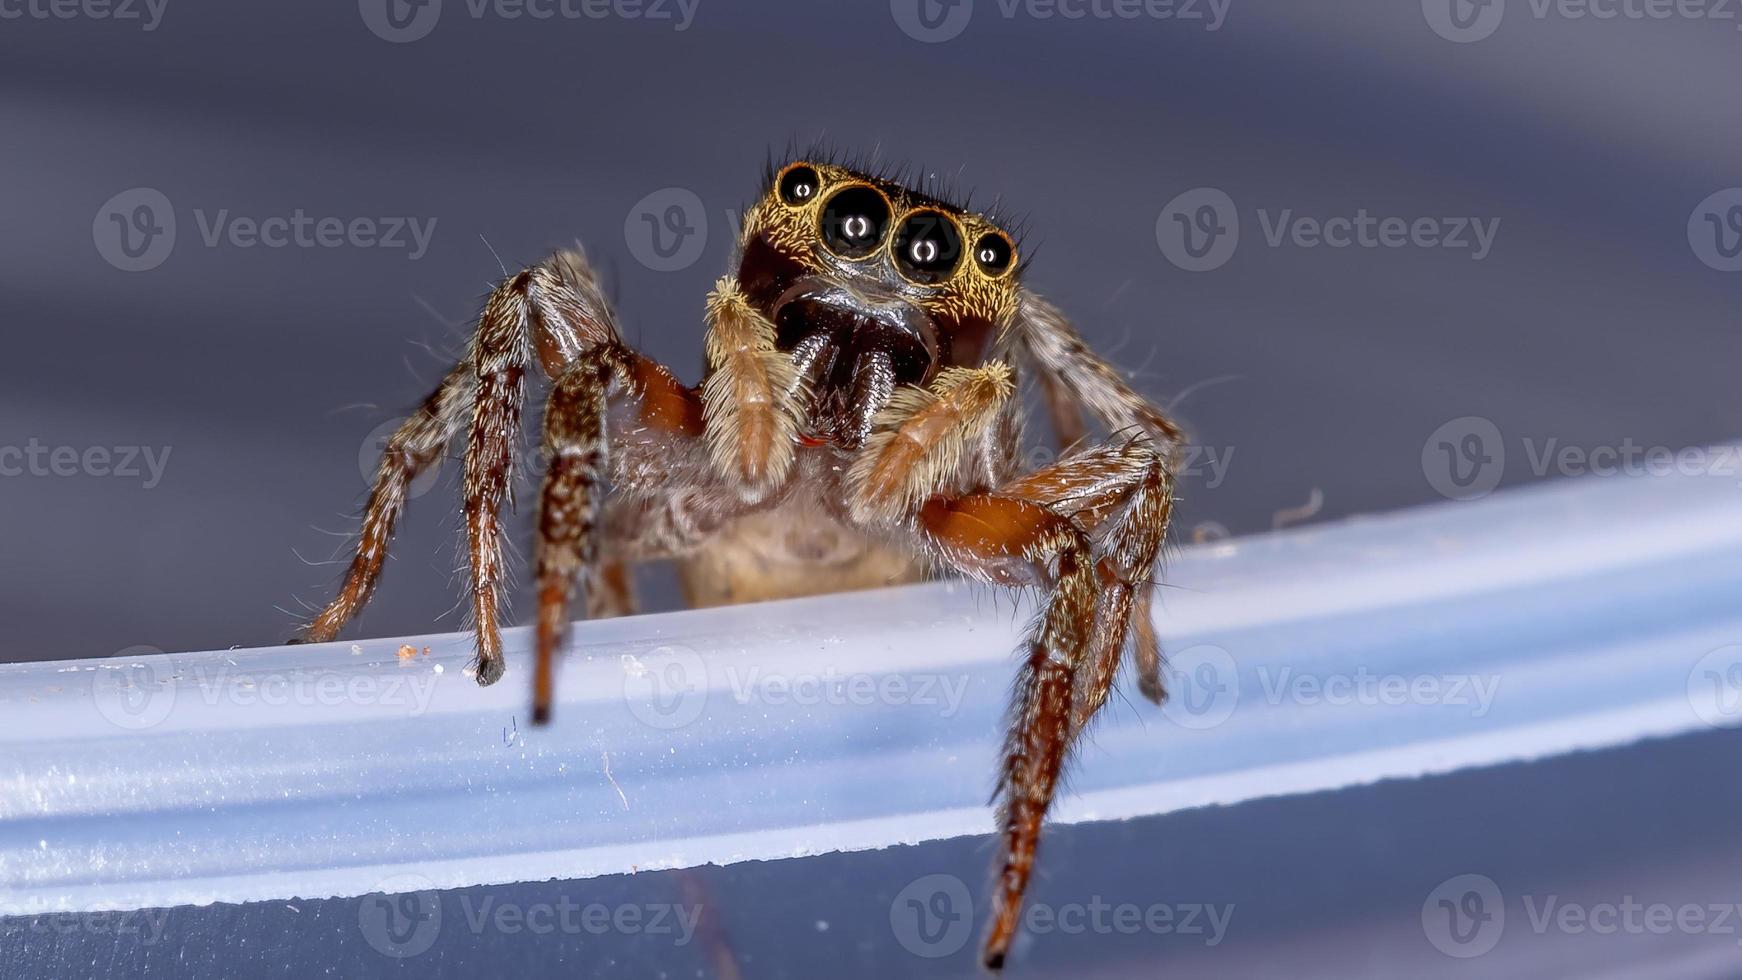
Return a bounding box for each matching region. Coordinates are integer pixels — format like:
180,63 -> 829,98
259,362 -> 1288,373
295,154 -> 1182,969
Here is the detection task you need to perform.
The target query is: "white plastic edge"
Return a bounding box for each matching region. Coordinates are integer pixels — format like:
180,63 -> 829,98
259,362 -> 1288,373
3,460 -> 1742,915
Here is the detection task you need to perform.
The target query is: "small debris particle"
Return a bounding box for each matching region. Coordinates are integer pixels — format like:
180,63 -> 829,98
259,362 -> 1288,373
397,644 -> 417,662
351,645 -> 362,656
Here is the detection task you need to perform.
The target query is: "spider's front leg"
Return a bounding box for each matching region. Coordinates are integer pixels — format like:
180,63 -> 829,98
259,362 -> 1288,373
1003,439 -> 1176,726
1013,290 -> 1187,705
532,272 -> 797,720
528,339 -> 718,721
460,250 -> 684,687
849,364 -> 1177,970
923,489 -> 1098,972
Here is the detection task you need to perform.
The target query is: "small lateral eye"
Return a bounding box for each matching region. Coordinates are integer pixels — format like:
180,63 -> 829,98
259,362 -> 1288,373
973,232 -> 1015,277
893,210 -> 962,283
778,165 -> 821,206
819,186 -> 891,259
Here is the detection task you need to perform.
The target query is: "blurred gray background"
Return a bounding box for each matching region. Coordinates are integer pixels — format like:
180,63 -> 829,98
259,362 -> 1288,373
2,1 -> 1739,663
5,4 -> 1742,980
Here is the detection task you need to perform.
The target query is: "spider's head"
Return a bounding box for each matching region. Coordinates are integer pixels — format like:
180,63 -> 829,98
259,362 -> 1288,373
734,158 -> 1022,447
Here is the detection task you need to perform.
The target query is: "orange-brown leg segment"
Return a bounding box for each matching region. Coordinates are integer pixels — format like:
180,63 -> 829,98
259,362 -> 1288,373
1004,440 -> 1177,734
1014,293 -> 1187,722
532,350 -> 712,724
918,493 -> 1099,971
297,363 -> 472,644
531,353 -> 616,723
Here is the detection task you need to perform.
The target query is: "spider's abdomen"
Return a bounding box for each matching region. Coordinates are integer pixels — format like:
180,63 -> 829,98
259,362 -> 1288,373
675,505 -> 923,608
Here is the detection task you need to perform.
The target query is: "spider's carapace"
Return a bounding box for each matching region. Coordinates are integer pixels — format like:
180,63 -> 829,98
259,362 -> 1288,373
294,153 -> 1184,969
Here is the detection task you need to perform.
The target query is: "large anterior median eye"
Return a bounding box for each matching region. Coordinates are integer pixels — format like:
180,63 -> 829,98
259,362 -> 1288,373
818,186 -> 890,259
893,210 -> 962,284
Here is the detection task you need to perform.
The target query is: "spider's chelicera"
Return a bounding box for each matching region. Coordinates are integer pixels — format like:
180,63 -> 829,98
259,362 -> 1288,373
294,154 -> 1184,969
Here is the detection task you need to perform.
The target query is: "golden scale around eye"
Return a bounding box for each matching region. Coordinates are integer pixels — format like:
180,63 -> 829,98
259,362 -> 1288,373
771,161 -> 1017,286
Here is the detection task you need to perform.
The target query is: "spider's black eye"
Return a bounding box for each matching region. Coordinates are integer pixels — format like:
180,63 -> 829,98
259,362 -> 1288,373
819,186 -> 890,259
892,211 -> 962,284
973,232 -> 1015,277
778,165 -> 820,206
